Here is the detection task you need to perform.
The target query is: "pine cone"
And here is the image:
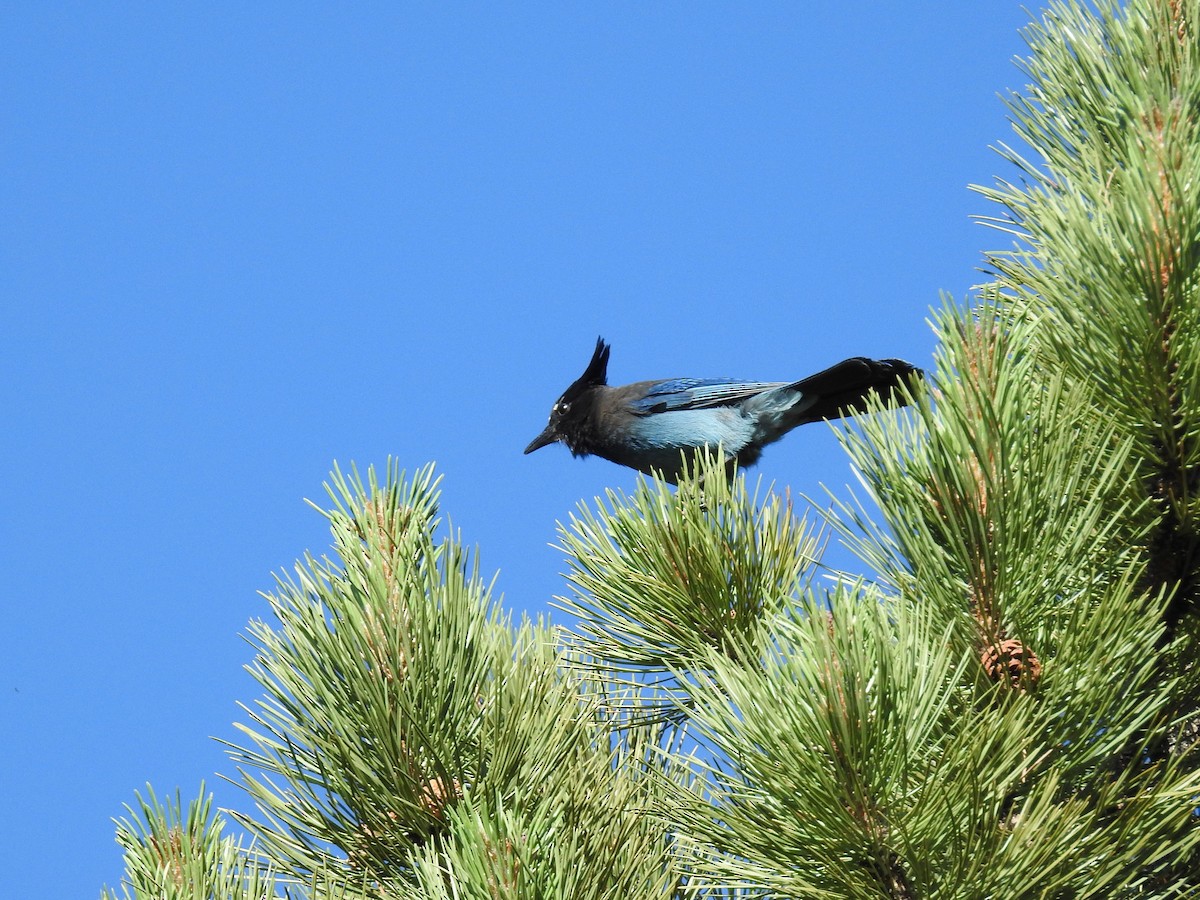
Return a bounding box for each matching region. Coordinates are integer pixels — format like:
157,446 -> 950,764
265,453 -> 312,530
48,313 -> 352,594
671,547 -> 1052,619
980,638 -> 1042,690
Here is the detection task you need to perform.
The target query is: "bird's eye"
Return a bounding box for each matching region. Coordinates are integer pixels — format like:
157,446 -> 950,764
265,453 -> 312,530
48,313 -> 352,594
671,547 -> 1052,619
556,401 -> 571,415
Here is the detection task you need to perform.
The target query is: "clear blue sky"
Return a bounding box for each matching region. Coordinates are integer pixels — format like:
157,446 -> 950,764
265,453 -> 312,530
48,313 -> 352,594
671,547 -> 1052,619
3,4 -> 1032,896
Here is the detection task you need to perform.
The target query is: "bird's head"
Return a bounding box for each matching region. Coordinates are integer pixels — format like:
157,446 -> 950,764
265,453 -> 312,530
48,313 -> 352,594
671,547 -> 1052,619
524,336 -> 610,455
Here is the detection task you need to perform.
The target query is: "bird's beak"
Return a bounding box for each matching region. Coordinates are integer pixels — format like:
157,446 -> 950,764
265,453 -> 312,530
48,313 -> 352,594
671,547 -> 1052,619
524,424 -> 559,454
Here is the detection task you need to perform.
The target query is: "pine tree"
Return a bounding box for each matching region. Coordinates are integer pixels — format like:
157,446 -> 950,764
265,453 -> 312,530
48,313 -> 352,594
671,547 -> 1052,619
103,1 -> 1200,897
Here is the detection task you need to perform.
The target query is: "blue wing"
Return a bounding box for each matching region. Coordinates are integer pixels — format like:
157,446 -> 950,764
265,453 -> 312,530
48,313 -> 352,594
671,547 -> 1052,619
629,378 -> 789,415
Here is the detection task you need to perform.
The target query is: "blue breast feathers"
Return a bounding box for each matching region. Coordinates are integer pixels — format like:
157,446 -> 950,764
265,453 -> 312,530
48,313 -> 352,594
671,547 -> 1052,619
622,408 -> 759,454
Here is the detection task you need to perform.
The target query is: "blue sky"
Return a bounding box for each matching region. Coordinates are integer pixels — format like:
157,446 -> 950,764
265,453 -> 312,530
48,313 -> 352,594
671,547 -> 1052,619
3,4 -> 1032,896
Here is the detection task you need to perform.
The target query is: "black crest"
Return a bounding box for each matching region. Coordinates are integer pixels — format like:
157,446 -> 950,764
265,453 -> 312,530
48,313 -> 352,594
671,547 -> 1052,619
555,336 -> 610,416
569,337 -> 610,394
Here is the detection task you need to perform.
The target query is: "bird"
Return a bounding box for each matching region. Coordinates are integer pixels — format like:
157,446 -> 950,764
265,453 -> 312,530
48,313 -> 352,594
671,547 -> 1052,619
524,337 -> 921,484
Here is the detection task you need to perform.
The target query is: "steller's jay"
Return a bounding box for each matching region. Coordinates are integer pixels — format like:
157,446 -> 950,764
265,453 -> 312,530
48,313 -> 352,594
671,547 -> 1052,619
524,337 -> 921,483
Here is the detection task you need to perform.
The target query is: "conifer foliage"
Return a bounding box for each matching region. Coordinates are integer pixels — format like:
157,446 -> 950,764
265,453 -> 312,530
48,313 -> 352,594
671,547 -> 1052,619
104,2 -> 1200,897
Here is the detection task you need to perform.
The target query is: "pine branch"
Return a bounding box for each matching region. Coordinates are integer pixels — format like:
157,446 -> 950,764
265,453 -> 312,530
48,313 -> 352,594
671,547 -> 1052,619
100,784 -> 286,900
979,0 -> 1200,636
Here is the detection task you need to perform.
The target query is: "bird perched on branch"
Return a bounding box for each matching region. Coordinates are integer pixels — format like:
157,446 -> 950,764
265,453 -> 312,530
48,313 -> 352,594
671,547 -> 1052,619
524,337 -> 921,484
